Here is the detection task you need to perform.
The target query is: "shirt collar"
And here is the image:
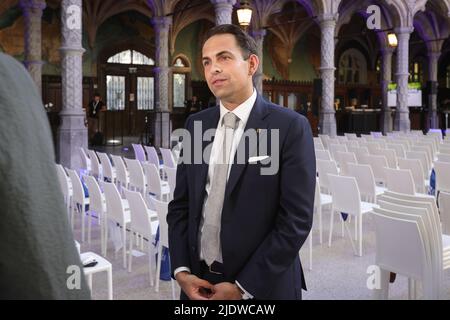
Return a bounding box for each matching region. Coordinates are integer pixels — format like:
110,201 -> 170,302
219,89 -> 257,128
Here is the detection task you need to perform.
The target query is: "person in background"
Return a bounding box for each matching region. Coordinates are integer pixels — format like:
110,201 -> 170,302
0,53 -> 90,299
87,92 -> 106,143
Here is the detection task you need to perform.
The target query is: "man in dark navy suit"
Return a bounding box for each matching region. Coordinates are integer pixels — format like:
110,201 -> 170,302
167,24 -> 315,300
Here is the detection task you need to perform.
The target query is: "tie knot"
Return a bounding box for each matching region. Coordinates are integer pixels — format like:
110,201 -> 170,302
223,112 -> 239,129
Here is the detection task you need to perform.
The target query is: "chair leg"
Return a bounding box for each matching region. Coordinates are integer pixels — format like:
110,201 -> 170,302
104,219 -> 109,257
354,216 -> 358,241
81,204 -> 85,243
318,206 -> 323,244
88,206 -> 92,244
128,230 -> 133,273
358,215 -> 363,257
328,210 -> 334,247
148,244 -> 155,287
341,216 -> 345,237
122,227 -> 127,269
373,268 -> 390,300
155,243 -> 162,292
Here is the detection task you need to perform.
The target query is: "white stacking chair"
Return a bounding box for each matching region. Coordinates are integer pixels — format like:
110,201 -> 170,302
344,133 -> 358,140
103,182 -> 130,269
124,189 -> 158,286
439,191 -> 450,235
143,163 -> 171,202
438,146 -> 450,155
55,164 -> 73,221
97,152 -> 116,183
434,161 -> 450,201
364,154 -> 388,186
437,153 -> 450,163
310,177 -> 332,259
314,138 -> 325,150
349,146 -> 369,164
85,175 -> 107,254
384,167 -> 416,195
316,159 -> 339,194
79,147 -> 91,175
370,148 -> 397,169
150,198 -> 177,299
132,143 -> 147,162
87,150 -> 102,181
315,149 -> 332,161
398,158 -> 428,194
406,151 -> 430,179
371,208 -> 435,300
111,155 -> 129,192
124,158 -> 146,196
160,147 -> 177,169
327,174 -> 378,256
346,163 -> 385,203
386,143 -> 406,158
144,146 -> 163,170
67,169 -> 90,243
328,144 -> 347,161
334,151 -> 357,176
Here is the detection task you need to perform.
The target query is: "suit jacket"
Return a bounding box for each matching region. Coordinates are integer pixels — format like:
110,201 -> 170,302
167,94 -> 316,299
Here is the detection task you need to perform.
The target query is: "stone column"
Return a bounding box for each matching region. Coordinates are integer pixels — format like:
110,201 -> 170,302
394,27 -> 413,132
318,14 -> 337,136
251,29 -> 266,95
428,51 -> 440,129
380,48 -> 394,134
57,0 -> 86,170
211,0 -> 236,25
20,0 -> 46,95
152,16 -> 172,148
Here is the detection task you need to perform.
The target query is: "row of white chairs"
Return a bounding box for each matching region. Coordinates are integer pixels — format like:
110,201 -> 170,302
56,163 -> 177,299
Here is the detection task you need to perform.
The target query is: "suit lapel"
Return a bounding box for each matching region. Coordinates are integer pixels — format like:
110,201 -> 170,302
225,95 -> 270,199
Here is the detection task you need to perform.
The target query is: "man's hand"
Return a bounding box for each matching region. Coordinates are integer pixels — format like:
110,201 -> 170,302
175,272 -> 214,300
209,282 -> 242,300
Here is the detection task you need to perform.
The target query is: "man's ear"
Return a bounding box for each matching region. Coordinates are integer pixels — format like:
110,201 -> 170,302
248,54 -> 259,76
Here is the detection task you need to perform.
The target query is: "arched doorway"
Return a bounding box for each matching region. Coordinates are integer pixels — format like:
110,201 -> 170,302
98,45 -> 155,145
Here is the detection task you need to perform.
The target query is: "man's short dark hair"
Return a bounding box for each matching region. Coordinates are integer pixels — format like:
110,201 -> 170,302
203,24 -> 258,59
94,92 -> 101,97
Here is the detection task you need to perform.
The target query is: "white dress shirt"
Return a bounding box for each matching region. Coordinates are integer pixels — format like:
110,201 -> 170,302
174,89 -> 257,299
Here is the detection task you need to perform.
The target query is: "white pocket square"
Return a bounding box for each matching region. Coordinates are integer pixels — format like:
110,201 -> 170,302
248,155 -> 270,163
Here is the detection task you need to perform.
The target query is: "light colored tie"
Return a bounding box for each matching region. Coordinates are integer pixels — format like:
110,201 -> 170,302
201,112 -> 239,266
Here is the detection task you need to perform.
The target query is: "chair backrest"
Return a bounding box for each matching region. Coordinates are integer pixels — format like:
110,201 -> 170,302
371,148 -> 397,169
164,166 -> 177,200
386,143 -> 406,158
439,191 -> 450,235
409,148 -> 431,172
371,209 -> 429,282
411,145 -> 433,166
397,157 -> 425,193
78,147 -> 90,171
328,174 -> 362,215
335,151 -> 357,176
144,146 -> 160,169
124,188 -> 153,238
124,158 -> 145,193
111,155 -> 128,188
67,169 -> 85,205
132,143 -> 147,162
87,150 -> 101,178
346,163 -> 377,202
151,198 -> 169,248
103,181 -> 126,224
55,164 -> 70,198
84,175 -> 103,214
315,149 -> 331,161
143,163 -> 163,198
344,133 -> 358,140
365,154 -> 388,185
160,148 -> 176,168
328,144 -> 347,160
434,161 -> 450,195
349,147 -> 369,164
439,146 -> 450,155
384,167 -> 416,195
437,153 -> 450,163
316,159 -> 339,193
97,152 -> 114,181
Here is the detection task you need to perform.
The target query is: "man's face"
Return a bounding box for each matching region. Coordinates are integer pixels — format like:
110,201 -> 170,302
202,34 -> 256,104
94,96 -> 100,102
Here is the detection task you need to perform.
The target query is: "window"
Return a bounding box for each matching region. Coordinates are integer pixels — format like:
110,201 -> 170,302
137,77 -> 154,110
106,76 -> 125,110
338,49 -> 367,85
409,61 -> 422,83
446,66 -> 450,89
172,56 -> 190,108
107,50 -> 154,65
